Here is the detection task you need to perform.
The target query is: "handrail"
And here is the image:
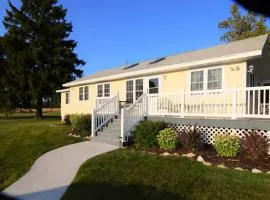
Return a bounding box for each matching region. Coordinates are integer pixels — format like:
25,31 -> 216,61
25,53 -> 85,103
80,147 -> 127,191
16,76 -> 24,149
147,86 -> 270,119
91,94 -> 119,136
121,94 -> 147,142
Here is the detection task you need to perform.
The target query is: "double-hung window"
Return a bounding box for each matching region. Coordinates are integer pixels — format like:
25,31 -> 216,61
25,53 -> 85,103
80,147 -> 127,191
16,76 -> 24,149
79,87 -> 84,101
84,86 -> 89,100
79,86 -> 89,101
135,79 -> 143,99
97,83 -> 111,97
191,71 -> 204,91
126,80 -> 134,103
65,92 -> 70,104
190,67 -> 222,91
207,68 -> 222,90
104,83 -> 110,97
148,78 -> 159,94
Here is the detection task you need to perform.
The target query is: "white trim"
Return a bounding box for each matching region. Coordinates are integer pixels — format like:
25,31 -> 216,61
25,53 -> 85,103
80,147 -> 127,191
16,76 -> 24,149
63,50 -> 262,87
56,89 -> 70,93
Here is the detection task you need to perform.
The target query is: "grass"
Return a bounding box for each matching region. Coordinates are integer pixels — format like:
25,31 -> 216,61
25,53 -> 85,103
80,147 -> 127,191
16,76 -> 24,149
0,112 -> 83,191
63,149 -> 270,200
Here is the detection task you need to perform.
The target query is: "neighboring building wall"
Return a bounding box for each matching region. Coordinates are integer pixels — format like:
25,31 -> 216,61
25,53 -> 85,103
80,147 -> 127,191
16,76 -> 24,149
60,61 -> 247,119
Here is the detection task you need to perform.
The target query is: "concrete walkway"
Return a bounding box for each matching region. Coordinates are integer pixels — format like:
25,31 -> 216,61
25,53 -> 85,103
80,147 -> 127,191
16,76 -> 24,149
3,141 -> 118,200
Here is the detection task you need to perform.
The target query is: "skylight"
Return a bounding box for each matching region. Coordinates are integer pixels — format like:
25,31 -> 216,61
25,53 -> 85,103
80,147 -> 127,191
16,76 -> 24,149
123,63 -> 139,70
149,57 -> 165,64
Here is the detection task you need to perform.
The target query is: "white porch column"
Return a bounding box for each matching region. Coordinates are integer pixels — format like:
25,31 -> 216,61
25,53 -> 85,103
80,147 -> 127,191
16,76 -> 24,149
120,108 -> 125,142
91,108 -> 96,137
232,86 -> 237,119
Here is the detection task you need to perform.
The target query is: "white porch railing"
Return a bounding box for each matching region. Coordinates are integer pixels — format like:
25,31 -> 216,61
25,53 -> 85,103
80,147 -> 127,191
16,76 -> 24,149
147,86 -> 270,119
95,97 -> 112,108
91,95 -> 119,136
121,94 -> 147,142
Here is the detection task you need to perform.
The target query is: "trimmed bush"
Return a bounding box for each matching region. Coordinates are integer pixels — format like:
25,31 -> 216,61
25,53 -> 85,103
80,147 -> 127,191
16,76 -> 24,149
69,114 -> 91,131
178,125 -> 201,151
134,120 -> 166,148
214,135 -> 240,157
63,114 -> 71,125
241,132 -> 269,161
157,128 -> 178,150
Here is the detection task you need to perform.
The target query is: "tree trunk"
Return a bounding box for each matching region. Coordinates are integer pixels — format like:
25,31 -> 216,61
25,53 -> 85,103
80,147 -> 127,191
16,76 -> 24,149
35,94 -> 43,119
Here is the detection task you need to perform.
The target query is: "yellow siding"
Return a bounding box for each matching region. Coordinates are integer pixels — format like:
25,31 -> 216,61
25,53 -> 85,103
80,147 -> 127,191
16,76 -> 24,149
60,61 -> 247,119
224,62 -> 246,88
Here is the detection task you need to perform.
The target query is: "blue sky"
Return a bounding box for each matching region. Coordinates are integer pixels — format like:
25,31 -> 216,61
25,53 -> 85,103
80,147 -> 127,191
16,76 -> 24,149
0,0 -> 267,76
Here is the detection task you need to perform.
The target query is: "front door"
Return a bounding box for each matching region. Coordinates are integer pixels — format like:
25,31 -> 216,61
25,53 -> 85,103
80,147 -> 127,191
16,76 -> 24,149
126,78 -> 144,103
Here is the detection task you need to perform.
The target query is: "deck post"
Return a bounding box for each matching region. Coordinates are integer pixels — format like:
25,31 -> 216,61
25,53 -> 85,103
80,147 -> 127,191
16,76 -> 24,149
91,108 -> 96,137
144,94 -> 148,117
180,91 -> 185,118
121,108 -> 125,142
232,86 -> 237,119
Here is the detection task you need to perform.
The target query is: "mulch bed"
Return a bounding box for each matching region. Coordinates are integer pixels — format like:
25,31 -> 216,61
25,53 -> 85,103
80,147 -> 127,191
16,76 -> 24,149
146,145 -> 270,172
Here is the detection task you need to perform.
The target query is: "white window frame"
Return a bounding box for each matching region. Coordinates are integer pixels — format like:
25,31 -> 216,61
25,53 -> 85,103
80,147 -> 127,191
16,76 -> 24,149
207,68 -> 223,90
148,77 -> 160,94
84,86 -> 89,100
79,87 -> 84,101
65,92 -> 70,104
190,70 -> 204,91
96,82 -> 111,98
189,66 -> 224,91
79,86 -> 89,101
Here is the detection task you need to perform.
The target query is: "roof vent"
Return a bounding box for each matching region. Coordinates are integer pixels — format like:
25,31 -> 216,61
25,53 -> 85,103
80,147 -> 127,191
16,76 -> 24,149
123,63 -> 139,70
149,57 -> 165,64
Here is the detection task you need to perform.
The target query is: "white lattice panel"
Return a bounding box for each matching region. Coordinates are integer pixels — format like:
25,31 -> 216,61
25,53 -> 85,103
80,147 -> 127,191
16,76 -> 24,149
168,123 -> 270,144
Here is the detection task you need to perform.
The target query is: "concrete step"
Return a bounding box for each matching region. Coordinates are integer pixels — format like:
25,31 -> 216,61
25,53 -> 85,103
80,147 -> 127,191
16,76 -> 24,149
92,136 -> 119,147
97,131 -> 120,138
101,126 -> 121,132
107,122 -> 121,128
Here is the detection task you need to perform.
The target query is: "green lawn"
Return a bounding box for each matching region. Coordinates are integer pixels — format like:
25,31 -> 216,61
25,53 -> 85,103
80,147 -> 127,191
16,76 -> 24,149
0,112 -> 83,191
63,149 -> 270,200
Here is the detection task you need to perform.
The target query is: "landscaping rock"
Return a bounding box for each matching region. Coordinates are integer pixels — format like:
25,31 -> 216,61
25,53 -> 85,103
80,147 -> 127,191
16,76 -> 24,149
185,152 -> 195,158
252,168 -> 262,173
161,152 -> 171,156
234,167 -> 244,171
202,161 -> 212,166
197,155 -> 204,162
173,152 -> 180,156
217,164 -> 227,169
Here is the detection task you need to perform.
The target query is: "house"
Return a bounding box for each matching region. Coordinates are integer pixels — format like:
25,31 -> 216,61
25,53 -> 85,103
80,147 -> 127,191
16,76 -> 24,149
57,34 -> 270,146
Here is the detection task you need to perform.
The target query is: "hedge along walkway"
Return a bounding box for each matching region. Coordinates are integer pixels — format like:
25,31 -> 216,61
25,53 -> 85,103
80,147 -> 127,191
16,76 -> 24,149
3,141 -> 118,200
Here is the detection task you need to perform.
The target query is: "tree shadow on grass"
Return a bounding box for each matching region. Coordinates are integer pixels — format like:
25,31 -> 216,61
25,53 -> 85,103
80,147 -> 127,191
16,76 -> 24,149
0,114 -> 60,120
62,182 -> 188,200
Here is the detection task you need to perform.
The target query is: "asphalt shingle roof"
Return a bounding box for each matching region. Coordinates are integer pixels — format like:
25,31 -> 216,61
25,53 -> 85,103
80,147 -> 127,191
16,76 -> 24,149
65,34 -> 268,86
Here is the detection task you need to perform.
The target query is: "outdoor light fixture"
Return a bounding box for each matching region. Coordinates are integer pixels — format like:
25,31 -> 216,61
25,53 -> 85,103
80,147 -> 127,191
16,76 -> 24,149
248,65 -> 254,73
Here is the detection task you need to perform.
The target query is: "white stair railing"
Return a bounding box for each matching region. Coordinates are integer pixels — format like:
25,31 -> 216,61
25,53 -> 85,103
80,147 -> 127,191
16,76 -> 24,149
91,95 -> 119,136
121,94 -> 147,142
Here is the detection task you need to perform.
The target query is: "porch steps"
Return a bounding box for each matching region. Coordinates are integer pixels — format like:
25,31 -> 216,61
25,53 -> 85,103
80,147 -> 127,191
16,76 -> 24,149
92,116 -> 121,147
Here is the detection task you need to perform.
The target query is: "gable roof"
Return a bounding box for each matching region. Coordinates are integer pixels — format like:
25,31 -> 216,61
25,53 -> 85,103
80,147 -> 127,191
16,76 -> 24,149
63,34 -> 268,87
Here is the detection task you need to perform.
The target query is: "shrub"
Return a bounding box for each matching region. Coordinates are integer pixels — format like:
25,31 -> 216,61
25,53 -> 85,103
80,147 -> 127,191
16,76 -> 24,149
69,114 -> 91,131
214,135 -> 240,157
241,132 -> 269,161
177,125 -> 201,151
63,114 -> 71,125
134,120 -> 166,148
157,128 -> 178,150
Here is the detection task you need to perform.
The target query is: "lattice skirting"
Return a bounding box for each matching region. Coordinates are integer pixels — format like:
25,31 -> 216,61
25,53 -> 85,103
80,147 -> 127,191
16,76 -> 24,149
168,123 -> 270,145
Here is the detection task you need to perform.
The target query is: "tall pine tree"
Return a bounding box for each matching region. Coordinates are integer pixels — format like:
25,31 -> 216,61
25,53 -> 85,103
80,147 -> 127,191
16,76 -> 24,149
218,3 -> 269,42
3,0 -> 85,118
